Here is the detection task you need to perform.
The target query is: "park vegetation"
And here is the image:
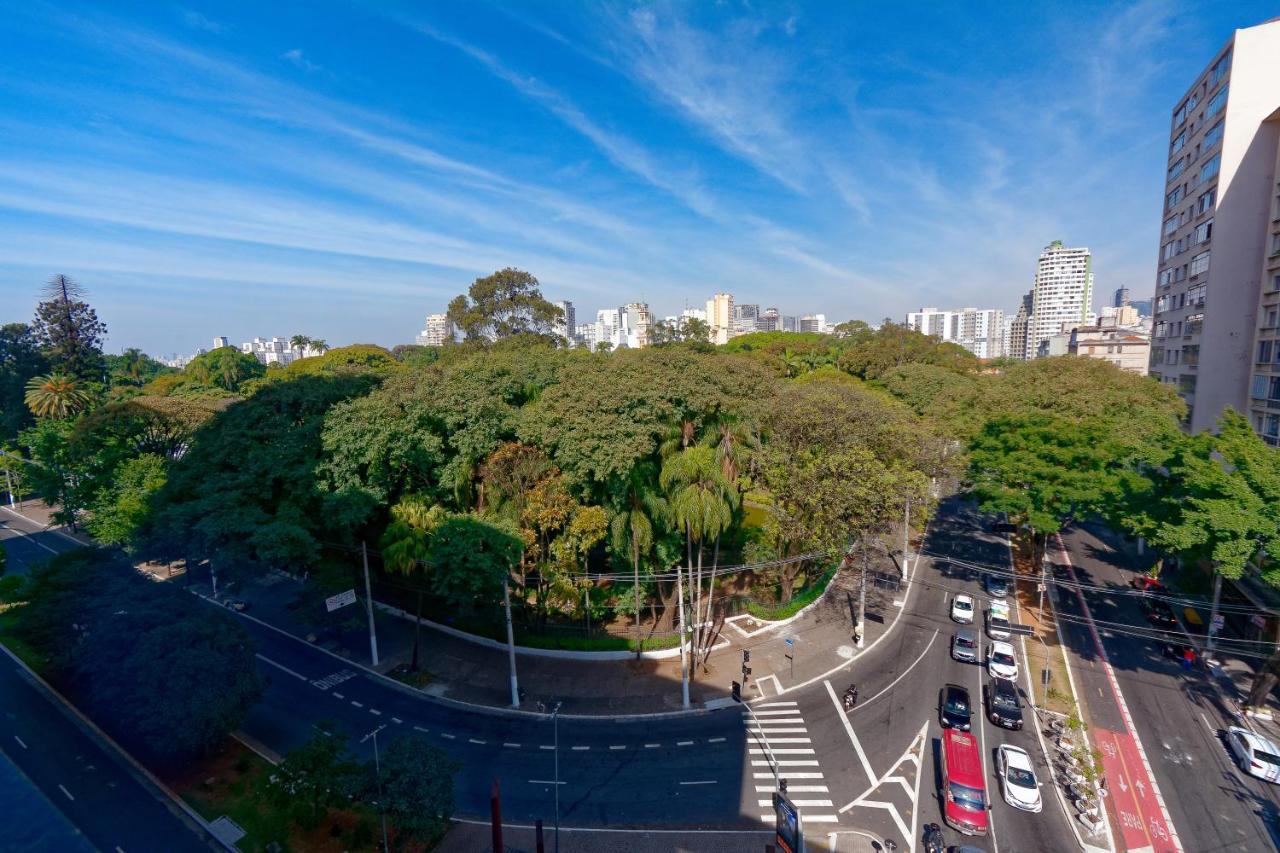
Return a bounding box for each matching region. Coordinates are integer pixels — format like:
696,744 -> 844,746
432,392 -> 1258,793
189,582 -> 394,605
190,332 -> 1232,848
7,269 -> 1280,704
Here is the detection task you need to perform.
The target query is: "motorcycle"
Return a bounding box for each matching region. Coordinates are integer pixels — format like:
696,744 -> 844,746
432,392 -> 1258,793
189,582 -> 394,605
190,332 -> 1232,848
923,822 -> 945,853
842,684 -> 858,711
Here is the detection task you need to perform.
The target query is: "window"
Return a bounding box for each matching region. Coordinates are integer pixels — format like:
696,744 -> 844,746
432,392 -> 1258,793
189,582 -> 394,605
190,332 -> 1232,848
1187,283 -> 1207,305
1210,51 -> 1231,88
1173,101 -> 1187,127
1156,294 -> 1169,312
1169,157 -> 1187,181
1254,374 -> 1269,399
1190,250 -> 1210,276
1206,84 -> 1228,117
1261,341 -> 1273,363
1167,185 -> 1184,209
1269,308 -> 1279,328
1171,131 -> 1186,154
1197,188 -> 1216,215
1163,215 -> 1179,235
1159,269 -> 1174,287
1273,234 -> 1280,255
1267,415 -> 1280,438
1188,90 -> 1201,112
1162,241 -> 1177,261
1202,120 -> 1224,149
1198,154 -> 1221,185
1155,321 -> 1167,338
1193,219 -> 1213,245
1271,273 -> 1280,293
1271,376 -> 1280,401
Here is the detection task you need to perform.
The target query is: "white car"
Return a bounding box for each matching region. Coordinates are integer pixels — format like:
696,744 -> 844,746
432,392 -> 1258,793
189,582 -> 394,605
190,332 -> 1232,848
1226,726 -> 1280,783
951,594 -> 975,624
988,641 -> 1019,680
997,744 -> 1043,812
987,601 -> 1012,640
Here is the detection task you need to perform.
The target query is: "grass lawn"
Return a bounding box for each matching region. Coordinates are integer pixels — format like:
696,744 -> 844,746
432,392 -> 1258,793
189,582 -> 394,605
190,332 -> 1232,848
0,605 -> 44,670
171,740 -> 382,852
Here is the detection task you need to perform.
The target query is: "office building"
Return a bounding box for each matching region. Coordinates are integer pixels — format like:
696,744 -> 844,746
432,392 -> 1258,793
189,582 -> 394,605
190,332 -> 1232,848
1027,241 -> 1094,360
1113,287 -> 1131,308
798,314 -> 827,334
758,307 -> 780,332
905,307 -> 1006,359
554,300 -> 575,344
1144,18 -> 1280,434
1009,291 -> 1033,362
415,313 -> 455,347
706,293 -> 734,345
733,303 -> 760,335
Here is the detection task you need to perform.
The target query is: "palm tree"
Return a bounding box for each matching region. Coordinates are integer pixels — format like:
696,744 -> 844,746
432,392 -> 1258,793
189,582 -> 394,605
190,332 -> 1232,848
310,339 -> 329,354
119,347 -> 146,381
24,373 -> 92,419
779,349 -> 805,378
380,498 -> 447,670
609,462 -> 667,656
661,446 -> 738,670
218,357 -> 244,391
289,334 -> 311,352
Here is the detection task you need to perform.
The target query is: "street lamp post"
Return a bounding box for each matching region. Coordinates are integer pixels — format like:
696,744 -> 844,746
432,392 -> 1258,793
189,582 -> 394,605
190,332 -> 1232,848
550,701 -> 563,853
362,724 -> 389,853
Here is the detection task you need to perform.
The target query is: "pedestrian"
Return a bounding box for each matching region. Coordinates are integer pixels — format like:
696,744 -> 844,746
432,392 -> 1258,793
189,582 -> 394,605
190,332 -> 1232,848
1182,646 -> 1195,670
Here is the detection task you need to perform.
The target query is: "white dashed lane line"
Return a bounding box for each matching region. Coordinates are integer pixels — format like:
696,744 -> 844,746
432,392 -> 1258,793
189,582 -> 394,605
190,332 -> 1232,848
13,735 -> 27,749
644,743 -> 660,748
677,740 -> 694,746
469,738 -> 486,745
609,745 -> 625,750
350,700 -> 363,708
540,745 -> 555,750
528,779 -> 566,785
679,780 -> 717,786
58,783 -> 74,801
708,737 -> 726,743
440,733 -> 456,740
391,717 -> 403,724
503,742 -> 521,748
413,726 -> 429,733
332,692 -> 344,699
368,709 -> 381,716
571,745 -> 590,751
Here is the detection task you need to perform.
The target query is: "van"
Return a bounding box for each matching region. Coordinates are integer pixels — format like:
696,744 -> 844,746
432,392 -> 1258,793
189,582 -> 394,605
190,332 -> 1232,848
941,729 -> 989,835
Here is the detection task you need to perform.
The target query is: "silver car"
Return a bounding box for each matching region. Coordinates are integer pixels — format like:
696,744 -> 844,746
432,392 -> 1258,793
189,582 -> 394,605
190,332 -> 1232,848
951,628 -> 978,663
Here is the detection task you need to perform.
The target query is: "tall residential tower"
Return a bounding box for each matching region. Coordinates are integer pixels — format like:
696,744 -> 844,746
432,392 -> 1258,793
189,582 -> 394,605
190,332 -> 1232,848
1027,241 -> 1093,360
1147,18 -> 1280,435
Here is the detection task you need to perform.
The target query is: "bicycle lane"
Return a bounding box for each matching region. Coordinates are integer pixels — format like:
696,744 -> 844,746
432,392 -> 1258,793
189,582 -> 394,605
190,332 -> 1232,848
1051,533 -> 1180,853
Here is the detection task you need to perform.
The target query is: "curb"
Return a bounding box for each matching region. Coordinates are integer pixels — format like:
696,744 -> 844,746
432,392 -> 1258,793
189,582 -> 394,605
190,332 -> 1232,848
0,643 -> 234,852
192,588 -> 728,722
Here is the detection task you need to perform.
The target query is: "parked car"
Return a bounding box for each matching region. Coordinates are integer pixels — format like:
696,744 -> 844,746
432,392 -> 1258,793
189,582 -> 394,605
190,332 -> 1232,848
941,684 -> 973,731
985,676 -> 1023,729
987,601 -> 1012,640
986,574 -> 1009,599
996,744 -> 1043,812
987,641 -> 1019,680
225,599 -> 249,612
952,628 -> 979,663
1131,575 -> 1167,594
952,594 -> 975,624
1226,726 -> 1280,783
1143,598 -> 1178,628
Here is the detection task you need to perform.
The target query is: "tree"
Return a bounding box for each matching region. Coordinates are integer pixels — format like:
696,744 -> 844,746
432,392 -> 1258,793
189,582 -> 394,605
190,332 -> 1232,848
380,497 -> 447,670
310,339 -> 329,353
83,453 -> 167,548
0,323 -> 50,439
290,335 -> 312,351
426,515 -> 523,607
609,462 -> 666,653
268,722 -> 362,829
31,275 -> 107,379
24,372 -> 93,419
185,346 -> 265,393
837,321 -> 977,379
376,735 -> 459,844
446,268 -> 562,341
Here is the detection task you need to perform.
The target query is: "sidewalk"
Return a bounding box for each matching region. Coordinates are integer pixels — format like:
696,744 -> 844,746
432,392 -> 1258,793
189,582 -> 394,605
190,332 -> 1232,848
3,500 -> 911,718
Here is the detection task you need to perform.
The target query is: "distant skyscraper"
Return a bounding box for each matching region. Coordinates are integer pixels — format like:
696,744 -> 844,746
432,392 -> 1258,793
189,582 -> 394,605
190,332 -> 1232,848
706,293 -> 734,344
905,307 -> 1005,358
554,300 -> 575,343
213,336 -> 229,349
1028,241 -> 1093,359
781,315 -> 799,332
733,303 -> 760,335
1009,291 -> 1033,362
415,313 -> 455,347
758,307 -> 781,332
798,314 -> 827,334
1113,287 -> 1131,308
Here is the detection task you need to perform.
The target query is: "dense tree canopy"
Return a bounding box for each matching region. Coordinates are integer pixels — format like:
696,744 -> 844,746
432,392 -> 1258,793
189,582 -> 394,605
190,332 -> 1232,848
0,323 -> 49,439
446,267 -> 562,341
31,275 -> 107,380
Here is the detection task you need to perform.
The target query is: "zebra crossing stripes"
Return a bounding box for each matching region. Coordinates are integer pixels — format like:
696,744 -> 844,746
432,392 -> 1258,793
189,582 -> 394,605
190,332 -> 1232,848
744,700 -> 839,826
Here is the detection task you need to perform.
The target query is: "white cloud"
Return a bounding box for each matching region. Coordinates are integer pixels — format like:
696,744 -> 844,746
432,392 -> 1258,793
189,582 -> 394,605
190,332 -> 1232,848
180,9 -> 223,34
281,48 -> 320,73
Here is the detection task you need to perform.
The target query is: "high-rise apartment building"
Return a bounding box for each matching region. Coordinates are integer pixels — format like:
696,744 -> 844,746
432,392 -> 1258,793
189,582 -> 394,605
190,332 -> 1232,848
798,314 -> 827,334
706,293 -> 734,345
1145,19 -> 1280,435
758,307 -> 780,332
733,303 -> 760,335
1009,291 -> 1033,362
907,307 -> 1006,359
1027,241 -> 1093,360
1113,287 -> 1131,308
554,300 -> 575,344
416,313 -> 455,347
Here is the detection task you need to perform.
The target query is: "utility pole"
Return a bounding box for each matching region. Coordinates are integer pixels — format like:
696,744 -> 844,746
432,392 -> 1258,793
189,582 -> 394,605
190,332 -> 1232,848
361,541 -> 380,668
503,577 -> 521,707
902,500 -> 911,574
3,466 -> 14,508
677,563 -> 691,708
1037,539 -> 1046,625
550,701 -> 563,853
856,539 -> 867,649
1207,571 -> 1223,659
361,724 -> 389,852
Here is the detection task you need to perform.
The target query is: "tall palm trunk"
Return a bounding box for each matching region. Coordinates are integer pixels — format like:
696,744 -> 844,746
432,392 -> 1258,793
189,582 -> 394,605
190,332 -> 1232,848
632,537 -> 642,658
412,588 -> 424,671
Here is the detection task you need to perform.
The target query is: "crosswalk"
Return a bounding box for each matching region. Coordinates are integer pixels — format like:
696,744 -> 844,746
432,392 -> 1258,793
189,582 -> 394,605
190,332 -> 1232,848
744,700 -> 839,825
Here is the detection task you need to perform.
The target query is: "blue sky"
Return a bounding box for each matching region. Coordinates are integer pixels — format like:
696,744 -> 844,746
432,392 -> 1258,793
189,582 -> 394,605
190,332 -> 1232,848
0,1 -> 1273,357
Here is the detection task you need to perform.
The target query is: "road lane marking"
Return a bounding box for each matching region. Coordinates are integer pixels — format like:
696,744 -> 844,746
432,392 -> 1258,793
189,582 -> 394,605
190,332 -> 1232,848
751,709 -> 806,716
761,737 -> 811,743
503,742 -> 521,748
759,701 -> 798,707
1199,713 -> 1215,735
756,785 -> 828,792
391,717 -> 402,724
755,759 -> 820,767
680,780 -> 717,785
708,737 -> 726,743
540,745 -> 555,750
758,798 -> 833,807
468,738 -> 485,745
745,726 -> 807,733
609,745 -> 625,750
255,654 -> 307,681
332,692 -> 344,699
368,709 -> 382,716
350,700 -> 363,708
755,772 -> 824,779
571,745 -> 589,751
677,740 -> 694,746
13,735 -> 27,749
440,733 -> 456,740
528,779 -> 566,785
644,743 -> 660,748
749,747 -> 814,755
413,726 -> 429,733
58,783 -> 74,801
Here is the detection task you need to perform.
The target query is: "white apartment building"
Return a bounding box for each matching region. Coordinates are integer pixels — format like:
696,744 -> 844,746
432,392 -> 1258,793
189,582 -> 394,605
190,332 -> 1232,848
1027,241 -> 1094,360
553,300 -> 575,344
577,302 -> 653,349
906,307 -> 1006,359
798,314 -> 828,334
239,336 -> 322,366
706,293 -> 734,344
415,313 -> 455,347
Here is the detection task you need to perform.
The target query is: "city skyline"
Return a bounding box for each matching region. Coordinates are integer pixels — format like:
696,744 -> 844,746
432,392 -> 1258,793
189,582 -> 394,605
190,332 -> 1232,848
2,3 -> 1277,356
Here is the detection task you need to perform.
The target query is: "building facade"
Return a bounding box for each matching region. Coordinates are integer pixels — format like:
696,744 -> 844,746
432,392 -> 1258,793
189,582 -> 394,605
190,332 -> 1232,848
1009,291 -> 1033,361
415,313 -> 455,347
553,300 -> 575,344
1028,241 -> 1094,360
1148,19 -> 1280,434
706,293 -> 734,344
906,307 -> 1006,359
733,303 -> 760,335
1069,325 -> 1151,374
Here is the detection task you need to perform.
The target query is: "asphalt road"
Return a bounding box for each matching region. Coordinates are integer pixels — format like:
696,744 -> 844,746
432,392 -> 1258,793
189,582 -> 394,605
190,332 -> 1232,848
802,497 -> 1078,853
1056,523 -> 1280,853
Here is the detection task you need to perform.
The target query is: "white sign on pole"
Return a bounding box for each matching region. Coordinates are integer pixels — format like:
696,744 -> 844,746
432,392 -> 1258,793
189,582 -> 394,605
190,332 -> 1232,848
326,589 -> 358,612
1211,614 -> 1225,632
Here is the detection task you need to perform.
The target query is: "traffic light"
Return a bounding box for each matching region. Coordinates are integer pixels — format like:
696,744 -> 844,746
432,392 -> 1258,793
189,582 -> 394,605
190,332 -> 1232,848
732,681 -> 742,702
742,649 -> 750,664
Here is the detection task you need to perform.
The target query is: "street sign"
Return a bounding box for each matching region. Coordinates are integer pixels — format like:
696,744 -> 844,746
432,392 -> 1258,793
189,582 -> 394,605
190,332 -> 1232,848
1211,615 -> 1225,632
773,791 -> 804,853
325,589 -> 357,612
785,637 -> 795,647
1008,623 -> 1035,637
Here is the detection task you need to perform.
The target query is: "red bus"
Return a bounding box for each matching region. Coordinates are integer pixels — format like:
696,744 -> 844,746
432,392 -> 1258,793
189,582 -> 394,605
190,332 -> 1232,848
941,728 -> 989,835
